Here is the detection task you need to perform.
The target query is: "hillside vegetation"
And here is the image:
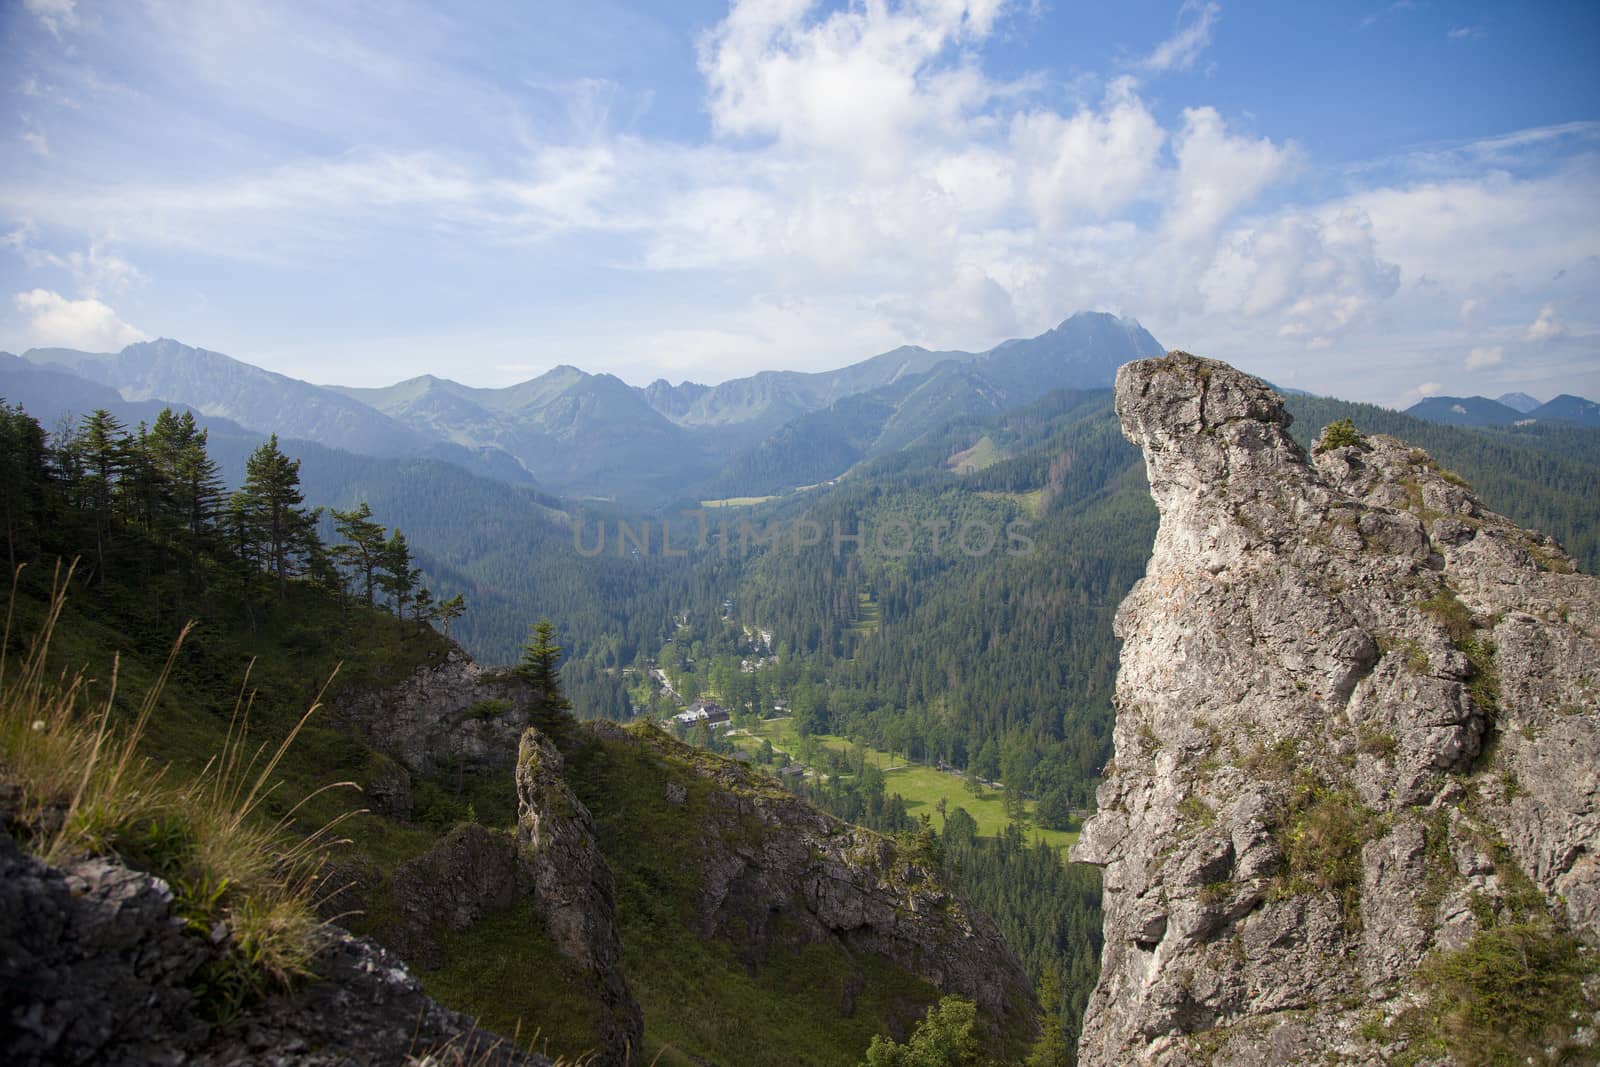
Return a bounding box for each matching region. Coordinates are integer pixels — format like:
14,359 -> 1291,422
0,400 -> 1034,1065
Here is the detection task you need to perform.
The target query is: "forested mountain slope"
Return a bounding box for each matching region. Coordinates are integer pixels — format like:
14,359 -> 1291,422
0,400 -> 1035,1066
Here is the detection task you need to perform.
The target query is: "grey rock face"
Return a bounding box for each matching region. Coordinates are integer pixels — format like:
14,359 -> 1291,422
334,649 -> 532,777
387,822 -> 519,970
593,722 -> 1037,1039
515,728 -> 643,1066
1073,353 -> 1600,1065
0,832 -> 544,1067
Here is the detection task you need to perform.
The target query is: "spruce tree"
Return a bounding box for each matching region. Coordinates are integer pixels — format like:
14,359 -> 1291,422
241,435 -> 317,600
516,617 -> 573,741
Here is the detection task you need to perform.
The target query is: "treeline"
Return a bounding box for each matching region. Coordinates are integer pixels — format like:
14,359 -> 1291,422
0,402 -> 465,634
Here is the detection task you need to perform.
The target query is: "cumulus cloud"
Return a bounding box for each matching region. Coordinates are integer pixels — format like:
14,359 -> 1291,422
1141,1 -> 1221,73
698,0 -> 1004,167
1466,345 -> 1503,370
1011,77 -> 1164,226
13,289 -> 146,351
1202,208 -> 1400,347
1525,302 -> 1566,342
3,0 -> 1592,400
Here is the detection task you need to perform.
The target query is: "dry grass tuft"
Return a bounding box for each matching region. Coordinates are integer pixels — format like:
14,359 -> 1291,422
0,561 -> 353,1014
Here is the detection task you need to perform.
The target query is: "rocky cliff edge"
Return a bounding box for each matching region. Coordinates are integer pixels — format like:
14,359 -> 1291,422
1073,353 -> 1599,1065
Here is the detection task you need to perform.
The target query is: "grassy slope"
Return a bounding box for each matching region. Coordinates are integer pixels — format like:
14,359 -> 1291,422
564,725 -> 948,1066
742,717 -> 1079,850
14,571 -> 973,1065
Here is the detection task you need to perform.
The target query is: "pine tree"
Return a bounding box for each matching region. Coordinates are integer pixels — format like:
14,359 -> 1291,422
436,593 -> 466,638
241,435 -> 317,600
0,403 -> 50,572
1025,966 -> 1071,1067
516,617 -> 573,741
378,528 -> 420,618
80,409 -> 128,582
331,502 -> 386,608
140,408 -> 223,590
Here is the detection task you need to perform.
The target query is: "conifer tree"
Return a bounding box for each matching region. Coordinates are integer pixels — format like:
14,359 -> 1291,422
378,528 -> 419,618
331,501 -> 386,607
0,403 -> 50,571
81,409 -> 127,582
1025,966 -> 1070,1067
516,617 -> 573,741
241,435 -> 317,600
436,593 -> 466,638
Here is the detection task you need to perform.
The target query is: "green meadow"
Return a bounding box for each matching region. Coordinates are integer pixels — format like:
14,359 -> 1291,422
739,718 -> 1079,851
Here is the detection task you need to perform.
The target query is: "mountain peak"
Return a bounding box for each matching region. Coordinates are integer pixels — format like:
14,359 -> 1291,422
1496,390 -> 1541,413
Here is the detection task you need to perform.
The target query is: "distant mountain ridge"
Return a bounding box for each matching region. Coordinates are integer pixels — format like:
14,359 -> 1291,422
1406,392 -> 1600,428
9,311 -> 1163,504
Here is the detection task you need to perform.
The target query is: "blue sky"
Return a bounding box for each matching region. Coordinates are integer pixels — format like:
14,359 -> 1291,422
2,0 -> 1596,407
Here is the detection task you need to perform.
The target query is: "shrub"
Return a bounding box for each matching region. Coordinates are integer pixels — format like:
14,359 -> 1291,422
1405,921 -> 1592,1065
1270,775 -> 1380,928
1316,419 -> 1366,454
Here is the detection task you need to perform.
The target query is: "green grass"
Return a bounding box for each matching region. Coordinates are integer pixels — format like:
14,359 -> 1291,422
699,495 -> 782,507
848,591 -> 882,641
743,718 -> 1079,851
10,559 -> 1012,1065
563,723 -> 949,1066
420,897 -> 614,1063
947,435 -> 1004,473
976,488 -> 1046,518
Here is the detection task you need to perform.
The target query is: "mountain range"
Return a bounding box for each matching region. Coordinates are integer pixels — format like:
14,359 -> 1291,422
1405,391 -> 1600,428
2,312 -> 1163,505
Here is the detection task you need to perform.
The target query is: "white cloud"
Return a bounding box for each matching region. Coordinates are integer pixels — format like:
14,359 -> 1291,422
1140,1 -> 1221,73
1202,208 -> 1400,347
698,0 -> 1006,170
1010,77 -> 1165,226
1525,302 -> 1566,342
2,0 -> 1593,404
13,289 -> 146,351
1447,25 -> 1485,41
1465,345 -> 1503,370
24,0 -> 78,38
1166,107 -> 1291,245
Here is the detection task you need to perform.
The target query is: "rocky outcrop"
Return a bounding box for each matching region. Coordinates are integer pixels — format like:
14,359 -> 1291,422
591,721 -> 1037,1040
0,832 -> 544,1067
386,822 -> 519,970
334,648 -> 532,777
515,728 -> 643,1066
1073,353 -> 1600,1064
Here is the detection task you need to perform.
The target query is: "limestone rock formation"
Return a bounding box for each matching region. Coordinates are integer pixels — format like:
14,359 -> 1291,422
1073,353 -> 1599,1064
386,822 -> 519,970
334,648 -> 532,776
590,721 -> 1037,1040
0,831 -> 544,1067
515,727 -> 643,1066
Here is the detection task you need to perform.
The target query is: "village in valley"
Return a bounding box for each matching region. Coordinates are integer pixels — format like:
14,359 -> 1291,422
627,617 -> 1082,850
